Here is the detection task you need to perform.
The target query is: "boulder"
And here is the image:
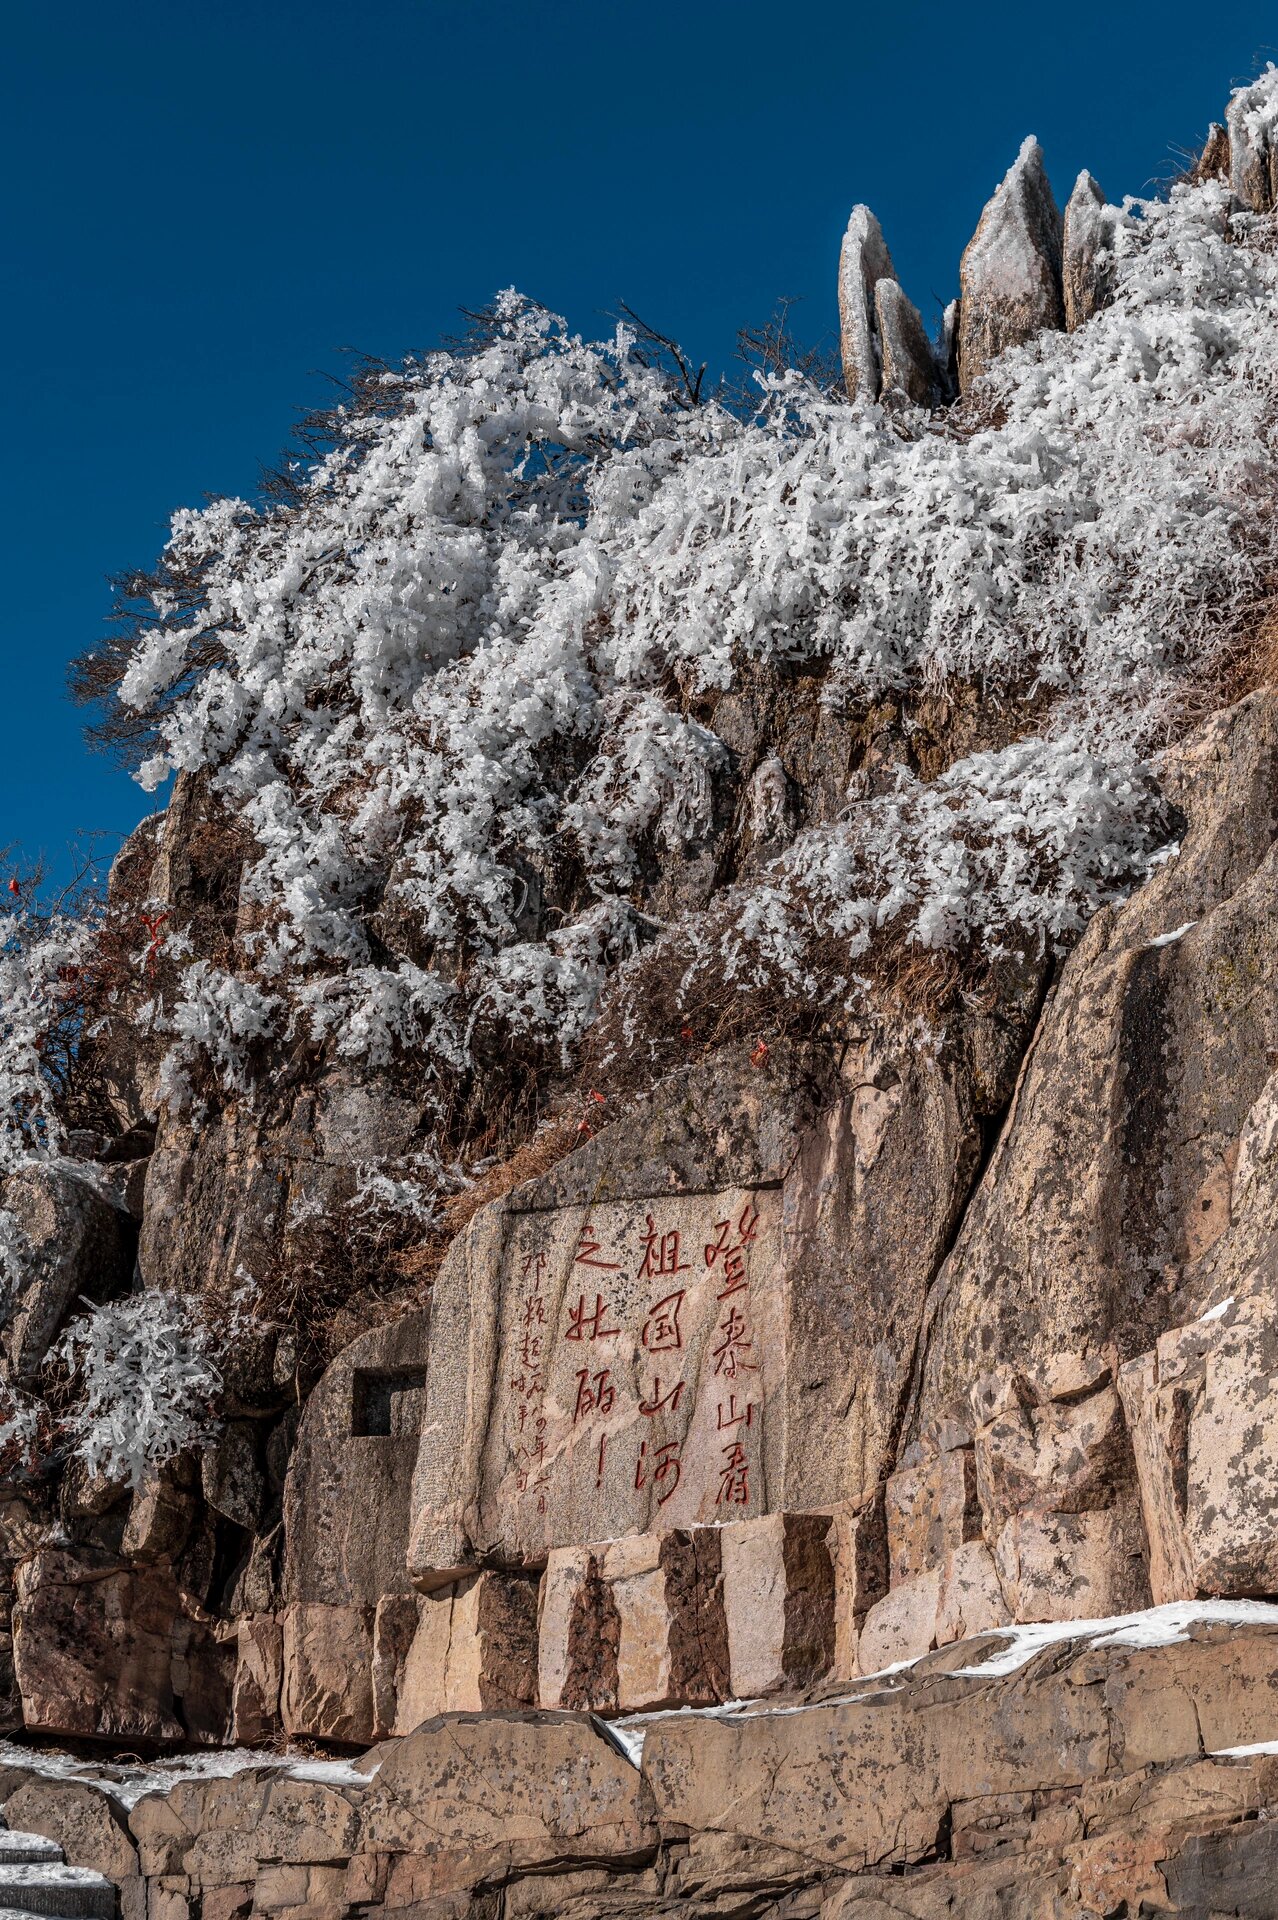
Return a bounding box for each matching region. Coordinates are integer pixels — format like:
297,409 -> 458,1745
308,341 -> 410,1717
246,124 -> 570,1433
373,1572 -> 538,1736
837,206 -> 895,403
201,1422 -> 264,1532
1,1165 -> 134,1386
934,1540 -> 1008,1646
720,1511 -> 836,1698
279,1601 -> 374,1744
3,1778 -> 137,1882
356,1710 -> 653,1894
121,1463 -> 198,1561
229,1613 -> 283,1745
857,1570 -> 941,1672
957,136 -> 1064,393
1062,169 -> 1118,329
11,1548 -> 233,1743
1120,1299 -> 1278,1600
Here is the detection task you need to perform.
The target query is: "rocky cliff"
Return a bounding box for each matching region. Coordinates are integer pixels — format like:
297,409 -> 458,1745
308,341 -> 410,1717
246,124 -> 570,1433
2,63 -> 1278,1920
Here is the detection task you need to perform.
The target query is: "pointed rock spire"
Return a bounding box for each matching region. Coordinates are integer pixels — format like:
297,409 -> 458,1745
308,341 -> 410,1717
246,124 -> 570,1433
1193,121 -> 1231,185
838,205 -> 895,403
874,279 -> 945,409
1062,171 -> 1118,331
1227,70 -> 1278,212
956,136 -> 1064,394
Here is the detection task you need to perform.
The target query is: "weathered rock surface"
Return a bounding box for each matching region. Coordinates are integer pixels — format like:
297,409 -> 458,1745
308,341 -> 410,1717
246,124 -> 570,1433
1062,168 -> 1117,329
910,688 -> 1278,1449
11,1548 -> 233,1743
1,1165 -> 133,1386
282,1312 -> 429,1610
957,135 -> 1064,392
837,205 -> 895,403
3,1619 -> 1277,1918
873,279 -> 943,409
1228,73 -> 1278,211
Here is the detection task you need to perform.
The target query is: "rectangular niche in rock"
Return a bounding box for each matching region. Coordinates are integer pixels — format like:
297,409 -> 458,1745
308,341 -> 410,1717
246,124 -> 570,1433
352,1366 -> 428,1437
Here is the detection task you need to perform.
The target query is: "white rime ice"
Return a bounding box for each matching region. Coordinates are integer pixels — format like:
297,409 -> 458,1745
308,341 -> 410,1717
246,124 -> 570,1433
8,72 -> 1278,1471
119,106 -> 1278,1080
55,1293 -> 221,1489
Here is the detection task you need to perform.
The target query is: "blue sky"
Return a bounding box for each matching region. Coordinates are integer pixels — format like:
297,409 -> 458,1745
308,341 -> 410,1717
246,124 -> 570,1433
5,0 -> 1276,885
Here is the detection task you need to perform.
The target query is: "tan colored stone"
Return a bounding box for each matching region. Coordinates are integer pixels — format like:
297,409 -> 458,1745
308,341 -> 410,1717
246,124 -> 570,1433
383,1572 -> 538,1735
874,280 -> 943,411
282,1313 -> 429,1609
1120,1303 -> 1278,1601
129,1794 -> 192,1878
957,137 -> 1064,392
914,690 -> 1278,1453
12,1548 -> 233,1744
280,1601 -> 374,1744
1,1163 -> 135,1386
170,1772 -> 361,1890
5,1777 -> 137,1881
857,1569 -> 940,1674
230,1613 -> 282,1745
1228,73 -> 1278,211
1062,170 -> 1117,330
121,1468 -> 197,1562
720,1512 -> 835,1698
934,1541 -> 1008,1647
838,206 -> 896,403
357,1710 -> 652,1894
539,1528 -> 727,1713
826,1493 -> 888,1678
994,1505 -> 1150,1623
886,1449 -> 981,1584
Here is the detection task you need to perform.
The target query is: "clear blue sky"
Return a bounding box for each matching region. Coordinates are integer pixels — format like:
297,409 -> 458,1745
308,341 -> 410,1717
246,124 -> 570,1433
4,0 -> 1275,886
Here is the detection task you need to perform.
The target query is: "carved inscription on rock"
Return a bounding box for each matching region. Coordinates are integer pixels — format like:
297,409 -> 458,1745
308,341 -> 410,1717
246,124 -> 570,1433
478,1189 -> 781,1556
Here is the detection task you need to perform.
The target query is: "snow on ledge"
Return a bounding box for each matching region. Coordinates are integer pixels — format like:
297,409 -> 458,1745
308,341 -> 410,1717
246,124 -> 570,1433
0,1740 -> 378,1811
608,1600 -> 1278,1766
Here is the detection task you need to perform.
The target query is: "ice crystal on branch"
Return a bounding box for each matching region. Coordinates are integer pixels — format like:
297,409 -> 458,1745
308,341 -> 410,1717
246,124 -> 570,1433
56,1293 -> 221,1489
68,74 -> 1278,1157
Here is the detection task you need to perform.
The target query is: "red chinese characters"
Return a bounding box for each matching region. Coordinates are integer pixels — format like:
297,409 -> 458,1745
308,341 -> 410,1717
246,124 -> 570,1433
638,1212 -> 690,1281
572,1367 -> 615,1423
641,1290 -> 685,1353
706,1200 -> 762,1510
635,1437 -> 682,1506
511,1247 -> 551,1513
564,1293 -> 620,1342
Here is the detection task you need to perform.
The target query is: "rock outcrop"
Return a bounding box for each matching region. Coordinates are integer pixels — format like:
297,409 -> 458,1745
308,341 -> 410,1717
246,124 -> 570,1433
1228,71 -> 1278,212
956,135 -> 1064,392
10,73 -> 1278,1920
10,1616 -> 1278,1918
1062,168 -> 1117,330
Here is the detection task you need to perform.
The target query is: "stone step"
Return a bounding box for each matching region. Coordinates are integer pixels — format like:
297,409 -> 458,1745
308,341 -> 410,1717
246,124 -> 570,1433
0,1841 -> 64,1868
0,1865 -> 115,1918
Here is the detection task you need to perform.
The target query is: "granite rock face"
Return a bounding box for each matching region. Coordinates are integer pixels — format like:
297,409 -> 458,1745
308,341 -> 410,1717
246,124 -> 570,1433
9,102 -> 1278,1920
1,1165 -> 134,1387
